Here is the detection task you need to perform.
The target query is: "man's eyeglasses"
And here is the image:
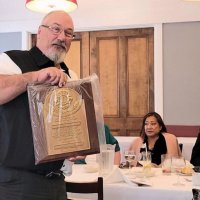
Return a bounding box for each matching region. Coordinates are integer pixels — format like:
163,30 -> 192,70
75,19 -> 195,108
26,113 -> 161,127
41,24 -> 75,39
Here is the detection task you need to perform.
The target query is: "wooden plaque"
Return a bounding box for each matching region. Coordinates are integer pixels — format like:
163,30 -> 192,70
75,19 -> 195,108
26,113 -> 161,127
27,80 -> 100,164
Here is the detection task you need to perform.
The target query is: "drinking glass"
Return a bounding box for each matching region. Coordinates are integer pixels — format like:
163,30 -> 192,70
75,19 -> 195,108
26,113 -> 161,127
140,151 -> 152,177
171,156 -> 186,186
161,154 -> 172,175
99,144 -> 115,176
124,150 -> 136,174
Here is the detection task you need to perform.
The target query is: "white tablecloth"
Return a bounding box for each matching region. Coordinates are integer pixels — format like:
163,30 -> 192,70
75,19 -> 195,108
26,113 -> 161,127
65,164 -> 199,200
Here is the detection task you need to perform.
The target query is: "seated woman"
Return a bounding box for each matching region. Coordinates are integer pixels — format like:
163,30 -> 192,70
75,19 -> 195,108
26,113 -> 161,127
75,124 -> 121,165
129,112 -> 181,165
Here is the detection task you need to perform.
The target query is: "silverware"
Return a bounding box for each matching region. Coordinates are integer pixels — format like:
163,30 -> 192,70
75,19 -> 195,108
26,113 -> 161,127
130,180 -> 151,187
184,178 -> 192,182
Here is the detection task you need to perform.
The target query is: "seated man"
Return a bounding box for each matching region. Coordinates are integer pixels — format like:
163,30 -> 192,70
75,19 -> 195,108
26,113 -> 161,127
75,124 -> 121,165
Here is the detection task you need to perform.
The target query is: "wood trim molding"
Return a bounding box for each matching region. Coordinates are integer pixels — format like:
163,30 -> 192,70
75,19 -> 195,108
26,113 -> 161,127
166,125 -> 200,137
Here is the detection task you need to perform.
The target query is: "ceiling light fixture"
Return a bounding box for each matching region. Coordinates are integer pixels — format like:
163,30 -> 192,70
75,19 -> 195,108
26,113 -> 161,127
26,0 -> 78,13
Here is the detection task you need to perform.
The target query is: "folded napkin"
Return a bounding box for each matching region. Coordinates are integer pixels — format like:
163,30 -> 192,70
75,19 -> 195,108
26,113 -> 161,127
65,164 -> 138,186
185,160 -> 194,168
61,159 -> 73,176
65,164 -> 99,183
103,166 -> 123,184
103,166 -> 137,186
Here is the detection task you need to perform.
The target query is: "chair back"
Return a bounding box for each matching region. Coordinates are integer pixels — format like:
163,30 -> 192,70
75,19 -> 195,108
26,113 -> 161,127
66,177 -> 103,200
192,188 -> 200,200
179,143 -> 183,152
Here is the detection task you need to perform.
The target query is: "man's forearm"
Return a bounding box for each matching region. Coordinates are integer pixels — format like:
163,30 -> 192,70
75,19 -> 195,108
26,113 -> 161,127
0,67 -> 68,105
0,73 -> 35,105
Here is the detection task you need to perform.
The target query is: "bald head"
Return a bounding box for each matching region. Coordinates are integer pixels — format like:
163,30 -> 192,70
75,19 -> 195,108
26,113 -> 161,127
36,11 -> 74,64
41,11 -> 74,30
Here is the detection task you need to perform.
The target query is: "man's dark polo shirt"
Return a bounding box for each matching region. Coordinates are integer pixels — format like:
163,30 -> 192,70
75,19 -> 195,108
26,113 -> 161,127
0,46 -> 70,173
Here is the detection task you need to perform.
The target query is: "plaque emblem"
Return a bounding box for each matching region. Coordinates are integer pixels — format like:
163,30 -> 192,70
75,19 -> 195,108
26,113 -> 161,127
43,88 -> 82,118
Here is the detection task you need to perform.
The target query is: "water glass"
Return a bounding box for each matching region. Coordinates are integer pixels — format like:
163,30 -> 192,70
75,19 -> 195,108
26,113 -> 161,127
161,154 -> 172,175
99,144 -> 115,176
171,156 -> 186,186
124,150 -> 136,174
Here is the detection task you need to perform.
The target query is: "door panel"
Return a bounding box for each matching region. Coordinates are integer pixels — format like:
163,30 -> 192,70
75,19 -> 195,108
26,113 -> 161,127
65,32 -> 90,78
65,40 -> 81,78
99,39 -> 118,116
89,28 -> 154,136
128,37 -> 149,116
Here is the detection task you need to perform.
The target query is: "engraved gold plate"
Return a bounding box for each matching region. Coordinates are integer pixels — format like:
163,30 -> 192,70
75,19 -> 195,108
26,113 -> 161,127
43,88 -> 90,155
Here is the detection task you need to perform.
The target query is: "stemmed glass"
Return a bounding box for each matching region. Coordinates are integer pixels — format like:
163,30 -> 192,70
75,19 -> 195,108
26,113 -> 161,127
171,156 -> 186,186
124,150 -> 136,175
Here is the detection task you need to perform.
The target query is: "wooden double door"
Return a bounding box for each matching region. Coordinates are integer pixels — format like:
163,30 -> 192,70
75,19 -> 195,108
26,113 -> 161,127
32,27 -> 154,136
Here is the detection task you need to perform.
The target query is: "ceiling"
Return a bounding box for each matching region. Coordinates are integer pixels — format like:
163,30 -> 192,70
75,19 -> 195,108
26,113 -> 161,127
1,0 -> 200,32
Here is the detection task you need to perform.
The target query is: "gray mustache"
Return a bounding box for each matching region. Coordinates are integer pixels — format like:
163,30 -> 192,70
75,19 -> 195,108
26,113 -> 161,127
52,40 -> 66,49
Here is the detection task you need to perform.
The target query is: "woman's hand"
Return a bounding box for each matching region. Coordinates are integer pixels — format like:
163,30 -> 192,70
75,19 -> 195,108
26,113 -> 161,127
151,163 -> 159,168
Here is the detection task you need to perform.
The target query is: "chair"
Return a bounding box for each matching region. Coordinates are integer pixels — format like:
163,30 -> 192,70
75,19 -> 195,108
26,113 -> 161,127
192,188 -> 200,200
66,177 -> 103,200
179,143 -> 183,152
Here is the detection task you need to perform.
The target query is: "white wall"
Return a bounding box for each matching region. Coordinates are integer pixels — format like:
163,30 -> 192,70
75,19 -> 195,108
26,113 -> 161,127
163,21 -> 200,125
0,32 -> 21,52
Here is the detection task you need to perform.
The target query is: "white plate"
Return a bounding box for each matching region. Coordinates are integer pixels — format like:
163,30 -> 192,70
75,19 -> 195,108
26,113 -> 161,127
134,170 -> 155,178
180,172 -> 193,176
84,164 -> 99,173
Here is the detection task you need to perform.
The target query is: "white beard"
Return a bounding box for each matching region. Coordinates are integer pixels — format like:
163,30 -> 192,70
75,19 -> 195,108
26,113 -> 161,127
45,48 -> 66,65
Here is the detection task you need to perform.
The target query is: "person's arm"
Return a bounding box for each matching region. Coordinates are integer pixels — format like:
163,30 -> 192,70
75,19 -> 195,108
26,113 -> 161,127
0,73 -> 35,104
104,124 -> 121,165
114,151 -> 121,165
129,137 -> 143,167
128,137 -> 143,154
0,67 -> 68,105
164,132 -> 181,157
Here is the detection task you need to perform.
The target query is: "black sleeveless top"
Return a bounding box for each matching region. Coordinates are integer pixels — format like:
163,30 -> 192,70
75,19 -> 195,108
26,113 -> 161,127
141,133 -> 167,165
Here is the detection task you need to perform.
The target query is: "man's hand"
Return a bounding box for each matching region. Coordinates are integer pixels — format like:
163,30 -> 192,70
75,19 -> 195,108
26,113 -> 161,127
0,66 -> 68,105
33,66 -> 67,87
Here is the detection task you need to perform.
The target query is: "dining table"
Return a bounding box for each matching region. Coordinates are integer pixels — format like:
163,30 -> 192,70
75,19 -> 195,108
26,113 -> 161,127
65,164 -> 199,200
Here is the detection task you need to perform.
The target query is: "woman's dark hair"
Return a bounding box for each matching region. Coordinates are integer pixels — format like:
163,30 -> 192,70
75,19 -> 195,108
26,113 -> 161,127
140,112 -> 167,139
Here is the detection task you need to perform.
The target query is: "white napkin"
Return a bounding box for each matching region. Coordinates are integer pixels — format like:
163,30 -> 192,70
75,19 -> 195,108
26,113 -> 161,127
60,159 -> 73,176
103,166 -> 137,186
185,160 -> 194,168
65,164 -> 99,183
65,164 -> 138,186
